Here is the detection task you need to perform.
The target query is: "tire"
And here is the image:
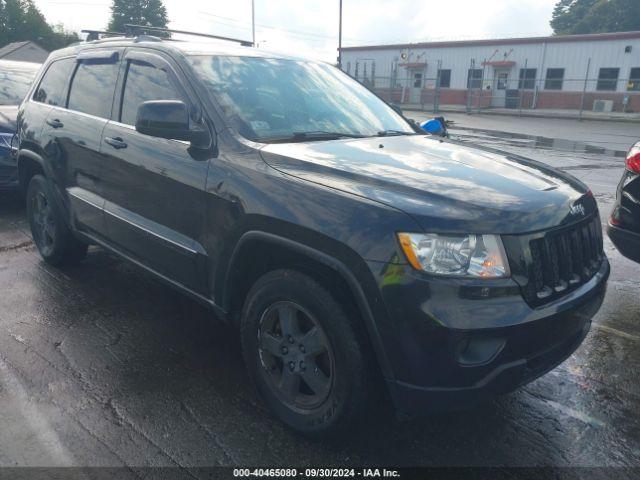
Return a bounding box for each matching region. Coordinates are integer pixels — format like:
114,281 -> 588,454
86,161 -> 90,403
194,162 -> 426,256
26,174 -> 88,266
240,269 -> 377,438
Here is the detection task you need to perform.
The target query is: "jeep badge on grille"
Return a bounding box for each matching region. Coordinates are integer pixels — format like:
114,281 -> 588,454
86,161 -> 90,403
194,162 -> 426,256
570,204 -> 586,216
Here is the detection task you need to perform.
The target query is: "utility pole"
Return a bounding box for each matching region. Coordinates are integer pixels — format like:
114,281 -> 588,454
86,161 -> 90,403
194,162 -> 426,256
251,0 -> 256,47
337,0 -> 343,68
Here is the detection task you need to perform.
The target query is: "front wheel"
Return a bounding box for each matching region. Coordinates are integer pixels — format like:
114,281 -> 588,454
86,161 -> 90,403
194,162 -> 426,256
240,269 -> 377,438
26,174 -> 88,266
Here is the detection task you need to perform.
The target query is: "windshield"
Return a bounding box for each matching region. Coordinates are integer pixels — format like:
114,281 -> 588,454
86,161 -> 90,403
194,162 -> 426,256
188,55 -> 414,142
0,66 -> 38,105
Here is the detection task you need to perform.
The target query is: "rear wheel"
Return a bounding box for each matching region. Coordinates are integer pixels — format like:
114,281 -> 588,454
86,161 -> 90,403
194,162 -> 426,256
240,269 -> 376,438
27,174 -> 87,266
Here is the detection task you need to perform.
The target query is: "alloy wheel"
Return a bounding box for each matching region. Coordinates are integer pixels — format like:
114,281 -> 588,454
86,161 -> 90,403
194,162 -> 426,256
257,301 -> 335,410
31,191 -> 56,256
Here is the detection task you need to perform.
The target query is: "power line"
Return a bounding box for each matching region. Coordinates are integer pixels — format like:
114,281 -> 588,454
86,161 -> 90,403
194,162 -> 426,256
198,14 -> 335,46
198,11 -> 350,41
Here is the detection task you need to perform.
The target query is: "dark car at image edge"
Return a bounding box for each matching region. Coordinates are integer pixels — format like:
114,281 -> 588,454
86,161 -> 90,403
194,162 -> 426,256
15,31 -> 609,437
0,59 -> 41,189
608,141 -> 640,264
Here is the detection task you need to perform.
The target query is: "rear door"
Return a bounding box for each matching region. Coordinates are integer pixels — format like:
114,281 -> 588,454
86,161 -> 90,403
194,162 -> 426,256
42,49 -> 122,237
100,49 -> 209,291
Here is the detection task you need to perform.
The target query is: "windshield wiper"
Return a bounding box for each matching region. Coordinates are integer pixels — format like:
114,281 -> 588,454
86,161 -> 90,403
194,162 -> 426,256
293,131 -> 366,140
376,130 -> 416,137
262,131 -> 366,143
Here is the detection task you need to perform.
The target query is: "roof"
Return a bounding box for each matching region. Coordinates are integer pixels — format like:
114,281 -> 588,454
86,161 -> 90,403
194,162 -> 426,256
340,30 -> 640,52
49,37 -> 312,63
0,41 -> 47,59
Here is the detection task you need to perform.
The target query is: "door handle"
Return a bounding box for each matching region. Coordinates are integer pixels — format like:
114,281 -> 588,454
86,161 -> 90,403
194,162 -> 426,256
46,118 -> 64,129
104,136 -> 128,149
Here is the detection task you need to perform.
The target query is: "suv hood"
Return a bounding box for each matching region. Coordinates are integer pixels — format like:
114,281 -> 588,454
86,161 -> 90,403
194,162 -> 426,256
0,106 -> 18,133
260,135 -> 596,234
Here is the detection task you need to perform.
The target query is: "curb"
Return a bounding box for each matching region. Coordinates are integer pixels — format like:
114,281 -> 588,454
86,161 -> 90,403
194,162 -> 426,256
403,106 -> 640,123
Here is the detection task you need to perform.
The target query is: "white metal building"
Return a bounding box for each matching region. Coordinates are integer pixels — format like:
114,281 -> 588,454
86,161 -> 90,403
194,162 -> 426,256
339,31 -> 640,112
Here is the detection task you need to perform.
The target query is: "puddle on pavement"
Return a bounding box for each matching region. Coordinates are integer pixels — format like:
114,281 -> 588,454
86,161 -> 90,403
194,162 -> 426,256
451,127 -> 628,159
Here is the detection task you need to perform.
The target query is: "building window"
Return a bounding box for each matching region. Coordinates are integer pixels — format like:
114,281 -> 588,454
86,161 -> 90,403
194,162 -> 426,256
627,67 -> 640,91
346,62 -> 351,75
467,68 -> 483,89
544,68 -> 564,90
354,62 -> 359,80
413,72 -> 423,88
518,68 -> 537,89
597,68 -> 619,91
438,69 -> 451,88
363,63 -> 368,82
371,61 -> 376,83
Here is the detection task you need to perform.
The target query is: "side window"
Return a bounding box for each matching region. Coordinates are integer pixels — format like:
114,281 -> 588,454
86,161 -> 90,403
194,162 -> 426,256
68,61 -> 119,118
33,58 -> 74,106
120,61 -> 182,126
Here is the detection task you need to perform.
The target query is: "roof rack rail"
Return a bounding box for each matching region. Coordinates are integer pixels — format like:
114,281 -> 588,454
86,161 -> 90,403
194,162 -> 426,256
81,29 -> 125,41
124,24 -> 254,47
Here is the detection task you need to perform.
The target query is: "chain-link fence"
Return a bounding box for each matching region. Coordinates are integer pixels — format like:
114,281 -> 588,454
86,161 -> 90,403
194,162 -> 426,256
352,63 -> 640,119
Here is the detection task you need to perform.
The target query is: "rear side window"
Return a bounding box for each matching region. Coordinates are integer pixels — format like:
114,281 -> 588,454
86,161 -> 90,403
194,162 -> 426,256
33,58 -> 74,106
120,61 -> 182,126
68,62 -> 119,118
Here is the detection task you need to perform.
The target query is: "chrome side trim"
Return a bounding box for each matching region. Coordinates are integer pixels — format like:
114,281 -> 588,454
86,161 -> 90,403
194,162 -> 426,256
67,187 -> 104,210
103,201 -> 202,256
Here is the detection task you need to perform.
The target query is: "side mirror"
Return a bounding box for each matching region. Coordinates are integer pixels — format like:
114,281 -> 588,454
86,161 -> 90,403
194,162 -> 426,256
389,103 -> 403,117
136,100 -> 194,142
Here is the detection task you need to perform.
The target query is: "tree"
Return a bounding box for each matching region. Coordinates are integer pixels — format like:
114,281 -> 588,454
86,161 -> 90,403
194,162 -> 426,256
551,0 -> 640,35
0,0 -> 79,49
107,0 -> 168,33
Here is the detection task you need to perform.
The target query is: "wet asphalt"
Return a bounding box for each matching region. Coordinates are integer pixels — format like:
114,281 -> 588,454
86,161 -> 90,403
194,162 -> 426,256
0,114 -> 638,475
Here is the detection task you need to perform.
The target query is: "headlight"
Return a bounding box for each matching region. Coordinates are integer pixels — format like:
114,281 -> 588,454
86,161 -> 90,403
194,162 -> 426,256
397,233 -> 510,278
0,132 -> 15,155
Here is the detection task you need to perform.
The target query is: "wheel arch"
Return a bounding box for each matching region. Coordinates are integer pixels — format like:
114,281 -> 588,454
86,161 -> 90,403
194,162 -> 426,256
17,149 -> 46,193
222,230 -> 395,381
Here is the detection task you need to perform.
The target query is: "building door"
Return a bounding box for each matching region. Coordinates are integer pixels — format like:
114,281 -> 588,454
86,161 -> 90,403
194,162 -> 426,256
410,70 -> 423,103
491,68 -> 510,107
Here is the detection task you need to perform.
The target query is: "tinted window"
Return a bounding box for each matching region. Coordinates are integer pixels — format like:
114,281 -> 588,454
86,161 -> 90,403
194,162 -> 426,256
518,68 -> 537,90
597,68 -> 619,91
120,61 -> 182,126
545,68 -> 564,90
68,61 -> 118,118
33,58 -> 74,106
0,63 -> 39,105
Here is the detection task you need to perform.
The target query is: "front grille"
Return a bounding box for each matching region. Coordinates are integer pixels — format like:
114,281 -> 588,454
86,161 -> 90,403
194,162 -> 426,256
520,215 -> 604,307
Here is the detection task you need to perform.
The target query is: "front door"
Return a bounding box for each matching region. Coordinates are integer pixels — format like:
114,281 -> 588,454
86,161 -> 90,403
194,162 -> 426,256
410,70 -> 423,104
99,49 -> 209,292
491,68 -> 510,107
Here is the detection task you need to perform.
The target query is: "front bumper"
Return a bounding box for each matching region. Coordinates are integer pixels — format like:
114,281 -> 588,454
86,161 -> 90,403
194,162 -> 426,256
365,257 -> 609,416
608,223 -> 640,264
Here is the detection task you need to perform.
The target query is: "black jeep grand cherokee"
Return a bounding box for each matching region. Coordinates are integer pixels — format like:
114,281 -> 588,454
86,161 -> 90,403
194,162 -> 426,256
16,35 -> 609,437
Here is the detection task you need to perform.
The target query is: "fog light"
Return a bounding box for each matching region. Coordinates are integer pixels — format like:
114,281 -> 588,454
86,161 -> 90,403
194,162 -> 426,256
456,336 -> 506,367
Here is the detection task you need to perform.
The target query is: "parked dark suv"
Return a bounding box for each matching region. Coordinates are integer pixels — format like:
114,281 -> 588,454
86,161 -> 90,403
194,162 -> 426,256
16,32 -> 609,437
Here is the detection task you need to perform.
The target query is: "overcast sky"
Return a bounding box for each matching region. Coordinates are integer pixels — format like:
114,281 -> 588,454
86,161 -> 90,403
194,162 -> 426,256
35,0 -> 558,61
